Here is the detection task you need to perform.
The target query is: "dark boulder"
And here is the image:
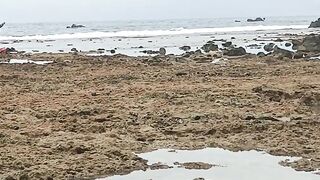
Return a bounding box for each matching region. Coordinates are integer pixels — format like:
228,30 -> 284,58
264,43 -> 276,52
201,41 -> 218,53
71,48 -> 78,52
179,46 -> 191,51
67,24 -> 85,29
273,46 -> 294,59
222,41 -> 233,48
285,42 -> 292,47
309,18 -> 320,28
247,17 -> 265,22
223,47 -> 246,56
159,47 -> 166,55
292,34 -> 320,53
0,22 -> 5,28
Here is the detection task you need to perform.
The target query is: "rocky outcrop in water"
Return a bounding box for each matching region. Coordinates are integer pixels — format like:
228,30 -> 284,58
0,22 -> 5,28
66,24 -> 85,29
247,17 -> 265,22
309,18 -> 320,28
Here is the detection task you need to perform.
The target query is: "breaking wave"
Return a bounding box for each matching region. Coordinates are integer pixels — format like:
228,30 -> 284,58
0,25 -> 308,41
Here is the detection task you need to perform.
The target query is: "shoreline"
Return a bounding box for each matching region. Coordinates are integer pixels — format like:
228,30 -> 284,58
1,31 -> 320,179
1,51 -> 320,179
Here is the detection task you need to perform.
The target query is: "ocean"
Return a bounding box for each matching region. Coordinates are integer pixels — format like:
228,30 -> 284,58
0,16 -> 318,56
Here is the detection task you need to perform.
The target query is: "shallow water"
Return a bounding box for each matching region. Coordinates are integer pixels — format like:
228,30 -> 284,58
101,148 -> 320,180
0,59 -> 53,65
0,16 -> 319,56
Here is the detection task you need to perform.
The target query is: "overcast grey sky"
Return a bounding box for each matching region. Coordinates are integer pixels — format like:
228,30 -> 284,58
1,0 -> 320,23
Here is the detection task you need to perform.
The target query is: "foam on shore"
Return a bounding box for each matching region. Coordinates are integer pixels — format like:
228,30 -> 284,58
0,25 -> 308,41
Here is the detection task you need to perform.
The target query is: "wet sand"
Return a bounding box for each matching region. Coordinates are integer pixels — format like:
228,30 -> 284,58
0,52 -> 320,179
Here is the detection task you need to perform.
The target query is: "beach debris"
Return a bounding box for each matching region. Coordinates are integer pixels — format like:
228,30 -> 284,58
201,41 -> 218,53
309,18 -> 320,28
247,17 -> 265,22
179,46 -> 191,51
0,22 -> 5,28
66,24 -> 85,29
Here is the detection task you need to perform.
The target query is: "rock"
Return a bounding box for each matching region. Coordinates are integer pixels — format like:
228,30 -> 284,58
110,49 -> 116,54
6,47 -> 17,53
257,52 -> 267,57
159,47 -> 166,55
195,49 -> 202,54
293,51 -> 305,59
5,176 -> 16,180
275,38 -> 283,42
19,174 -> 29,180
222,41 -> 232,48
66,24 -> 85,29
235,20 -> 241,23
264,43 -> 276,52
309,18 -> 320,28
71,48 -> 78,52
285,42 -> 292,47
176,162 -> 214,170
141,50 -> 159,55
179,46 -> 191,51
231,37 -> 236,40
273,46 -> 294,59
0,22 -> 5,28
201,41 -> 219,53
149,162 -> 172,170
292,34 -> 320,53
223,47 -> 246,56
247,17 -> 265,22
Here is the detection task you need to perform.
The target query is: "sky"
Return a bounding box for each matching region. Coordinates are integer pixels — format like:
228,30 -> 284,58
0,0 -> 320,23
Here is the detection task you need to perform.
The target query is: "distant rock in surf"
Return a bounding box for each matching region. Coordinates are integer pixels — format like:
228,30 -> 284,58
0,22 -> 5,28
235,20 -> 241,23
309,18 -> 320,28
247,17 -> 265,22
67,24 -> 85,29
179,46 -> 191,51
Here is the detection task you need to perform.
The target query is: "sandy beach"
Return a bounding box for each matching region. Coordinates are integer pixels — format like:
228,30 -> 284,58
0,44 -> 319,179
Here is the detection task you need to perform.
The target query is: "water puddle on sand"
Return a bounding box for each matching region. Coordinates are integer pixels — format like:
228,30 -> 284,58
0,59 -> 53,65
101,148 -> 320,180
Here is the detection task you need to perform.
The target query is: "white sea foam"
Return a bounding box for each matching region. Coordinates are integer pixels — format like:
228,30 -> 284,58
0,25 -> 308,41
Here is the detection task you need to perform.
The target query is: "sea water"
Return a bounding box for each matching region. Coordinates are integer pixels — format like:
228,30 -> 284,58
0,16 -> 319,56
101,148 -> 320,180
